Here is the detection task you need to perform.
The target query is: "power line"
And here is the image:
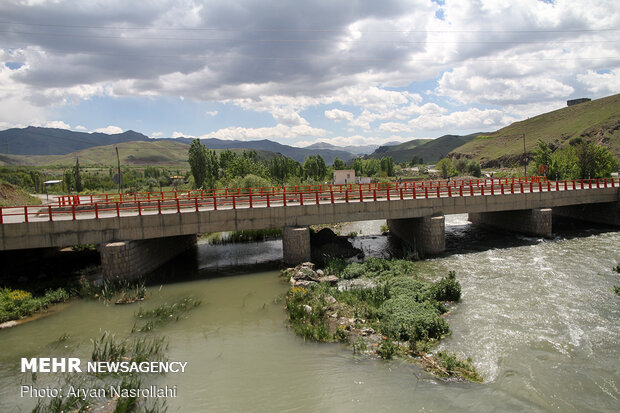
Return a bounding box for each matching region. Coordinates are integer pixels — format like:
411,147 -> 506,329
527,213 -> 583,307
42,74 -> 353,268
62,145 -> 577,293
2,44 -> 619,62
0,29 -> 618,45
0,21 -> 618,34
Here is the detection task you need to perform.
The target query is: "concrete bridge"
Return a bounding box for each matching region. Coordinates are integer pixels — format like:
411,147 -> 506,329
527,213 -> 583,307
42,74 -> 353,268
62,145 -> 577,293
1,178 -> 619,279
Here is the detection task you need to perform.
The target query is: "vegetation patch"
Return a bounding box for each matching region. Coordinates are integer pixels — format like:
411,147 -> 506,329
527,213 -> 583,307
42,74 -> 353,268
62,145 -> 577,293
283,259 -> 482,382
0,181 -> 42,207
202,228 -> 282,244
132,297 -> 201,332
0,287 -> 69,323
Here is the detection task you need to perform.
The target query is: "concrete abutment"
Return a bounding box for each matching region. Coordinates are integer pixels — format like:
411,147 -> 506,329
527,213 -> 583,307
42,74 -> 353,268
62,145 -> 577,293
100,235 -> 197,279
282,226 -> 311,266
468,208 -> 553,238
387,214 -> 445,257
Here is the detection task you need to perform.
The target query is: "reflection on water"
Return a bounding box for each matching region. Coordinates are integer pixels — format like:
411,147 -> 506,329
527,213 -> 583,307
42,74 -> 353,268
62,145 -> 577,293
0,215 -> 618,412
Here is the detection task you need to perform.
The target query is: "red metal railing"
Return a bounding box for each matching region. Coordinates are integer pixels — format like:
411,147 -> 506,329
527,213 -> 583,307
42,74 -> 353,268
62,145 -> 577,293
54,176 -> 547,207
0,177 -> 615,225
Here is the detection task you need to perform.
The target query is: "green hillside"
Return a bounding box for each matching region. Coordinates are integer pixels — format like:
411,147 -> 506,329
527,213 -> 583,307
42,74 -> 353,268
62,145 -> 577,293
0,141 -> 276,167
368,138 -> 432,162
367,134 -> 481,163
450,93 -> 620,167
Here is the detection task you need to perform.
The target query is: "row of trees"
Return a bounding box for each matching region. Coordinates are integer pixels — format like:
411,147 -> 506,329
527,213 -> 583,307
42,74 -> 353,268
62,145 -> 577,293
189,139 -> 334,189
533,138 -> 618,180
352,156 -> 395,177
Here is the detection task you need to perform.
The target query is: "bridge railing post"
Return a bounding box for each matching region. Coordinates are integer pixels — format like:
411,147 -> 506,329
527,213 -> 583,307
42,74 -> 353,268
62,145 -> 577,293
158,200 -> 162,214
233,196 -> 237,209
195,198 -> 199,212
402,187 -> 405,200
49,205 -> 53,222
330,190 -> 334,204
138,201 -> 142,216
176,199 -> 180,213
213,196 -> 217,210
316,191 -> 319,205
95,203 -> 98,219
359,188 -> 363,202
116,202 -> 120,217
72,204 -> 76,220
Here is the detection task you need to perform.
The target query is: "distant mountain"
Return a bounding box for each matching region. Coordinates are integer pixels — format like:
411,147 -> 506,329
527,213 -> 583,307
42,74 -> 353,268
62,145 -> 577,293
0,127 -> 150,155
450,93 -> 620,167
367,135 -> 480,163
164,137 -> 354,164
0,127 -> 355,165
304,141 -> 378,155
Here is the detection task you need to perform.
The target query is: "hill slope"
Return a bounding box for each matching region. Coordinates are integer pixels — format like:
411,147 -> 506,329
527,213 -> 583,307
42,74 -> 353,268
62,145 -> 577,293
367,135 -> 481,163
0,141 -> 278,167
450,94 -> 620,167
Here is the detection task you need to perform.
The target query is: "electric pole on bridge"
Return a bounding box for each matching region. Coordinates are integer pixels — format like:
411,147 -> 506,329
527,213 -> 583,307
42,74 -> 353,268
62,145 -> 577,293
523,133 -> 527,177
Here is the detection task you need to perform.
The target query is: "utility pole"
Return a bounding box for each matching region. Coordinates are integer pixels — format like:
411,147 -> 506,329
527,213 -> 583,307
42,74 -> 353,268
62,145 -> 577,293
116,146 -> 122,194
523,133 -> 527,177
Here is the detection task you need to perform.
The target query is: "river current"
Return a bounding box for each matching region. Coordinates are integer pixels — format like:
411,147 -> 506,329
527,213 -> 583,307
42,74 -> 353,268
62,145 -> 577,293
0,214 -> 618,412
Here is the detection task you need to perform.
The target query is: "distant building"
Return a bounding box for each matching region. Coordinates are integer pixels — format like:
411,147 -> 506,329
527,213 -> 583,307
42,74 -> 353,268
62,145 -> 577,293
333,169 -> 355,185
567,98 -> 591,106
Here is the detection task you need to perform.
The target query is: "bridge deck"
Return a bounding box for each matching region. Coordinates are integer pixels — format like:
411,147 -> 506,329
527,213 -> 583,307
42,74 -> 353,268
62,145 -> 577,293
1,178 -> 618,251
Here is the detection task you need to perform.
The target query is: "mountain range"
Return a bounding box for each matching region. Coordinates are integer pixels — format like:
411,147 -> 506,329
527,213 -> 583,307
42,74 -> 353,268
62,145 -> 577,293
1,93 -> 618,168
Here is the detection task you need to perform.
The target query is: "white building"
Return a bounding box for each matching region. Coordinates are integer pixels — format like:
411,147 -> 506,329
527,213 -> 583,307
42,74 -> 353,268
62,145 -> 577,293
333,169 -> 355,185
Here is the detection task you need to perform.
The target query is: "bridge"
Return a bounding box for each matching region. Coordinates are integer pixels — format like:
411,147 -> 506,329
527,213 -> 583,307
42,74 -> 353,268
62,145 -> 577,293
1,177 -> 619,279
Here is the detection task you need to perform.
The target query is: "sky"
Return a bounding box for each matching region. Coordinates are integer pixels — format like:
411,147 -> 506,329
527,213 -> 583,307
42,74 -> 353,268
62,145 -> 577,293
0,0 -> 619,148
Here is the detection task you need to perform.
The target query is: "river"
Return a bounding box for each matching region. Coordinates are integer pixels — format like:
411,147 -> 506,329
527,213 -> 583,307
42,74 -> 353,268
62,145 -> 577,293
0,215 -> 618,412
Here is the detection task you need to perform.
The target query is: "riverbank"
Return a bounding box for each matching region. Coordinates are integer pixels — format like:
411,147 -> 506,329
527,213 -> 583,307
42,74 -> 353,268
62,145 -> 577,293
282,259 -> 482,382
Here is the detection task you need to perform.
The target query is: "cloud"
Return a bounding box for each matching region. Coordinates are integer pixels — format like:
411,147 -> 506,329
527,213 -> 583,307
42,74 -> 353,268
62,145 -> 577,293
379,108 -> 516,133
576,69 -> 620,95
93,125 -> 123,134
199,124 -> 326,141
0,0 -> 618,140
44,120 -> 71,129
325,109 -> 354,122
74,125 -> 87,131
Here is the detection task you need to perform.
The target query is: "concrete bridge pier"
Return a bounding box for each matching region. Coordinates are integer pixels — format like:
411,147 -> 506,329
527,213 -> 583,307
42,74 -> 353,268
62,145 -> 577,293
282,226 -> 311,266
100,235 -> 197,280
387,214 -> 446,257
468,208 -> 553,238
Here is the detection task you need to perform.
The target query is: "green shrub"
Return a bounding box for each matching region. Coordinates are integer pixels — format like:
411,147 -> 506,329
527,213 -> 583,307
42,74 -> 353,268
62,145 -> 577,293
380,297 -> 449,342
431,271 -> 461,302
0,287 -> 69,323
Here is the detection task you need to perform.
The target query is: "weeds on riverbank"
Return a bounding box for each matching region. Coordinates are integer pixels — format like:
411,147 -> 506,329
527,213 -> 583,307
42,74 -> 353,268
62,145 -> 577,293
78,275 -> 147,304
284,258 -> 481,382
132,297 -> 201,332
202,228 -> 282,244
0,287 -> 69,323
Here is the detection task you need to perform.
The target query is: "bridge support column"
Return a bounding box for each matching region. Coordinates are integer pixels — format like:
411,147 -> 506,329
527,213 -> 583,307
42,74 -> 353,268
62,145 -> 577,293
469,208 -> 552,238
387,214 -> 445,257
553,202 -> 620,226
282,226 -> 311,266
100,235 -> 197,280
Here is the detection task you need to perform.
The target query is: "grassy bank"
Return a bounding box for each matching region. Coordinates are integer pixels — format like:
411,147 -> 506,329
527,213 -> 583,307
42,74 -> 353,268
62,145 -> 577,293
0,288 -> 69,323
283,259 -> 482,382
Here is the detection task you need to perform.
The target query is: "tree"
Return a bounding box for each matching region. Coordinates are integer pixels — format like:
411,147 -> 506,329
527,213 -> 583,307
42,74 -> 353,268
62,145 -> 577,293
436,158 -> 457,179
573,140 -> 618,179
205,149 -> 219,190
533,139 -> 553,177
316,154 -> 327,181
74,158 -> 83,192
303,156 -> 319,180
188,139 -> 207,188
333,157 -> 346,170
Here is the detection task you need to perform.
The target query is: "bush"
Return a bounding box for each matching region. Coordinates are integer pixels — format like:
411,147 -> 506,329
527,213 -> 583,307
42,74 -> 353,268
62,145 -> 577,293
0,287 -> 69,323
431,271 -> 461,302
380,297 -> 450,342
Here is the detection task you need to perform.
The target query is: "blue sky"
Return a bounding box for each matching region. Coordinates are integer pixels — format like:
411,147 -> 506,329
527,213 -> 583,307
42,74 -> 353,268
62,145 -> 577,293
0,0 -> 619,148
